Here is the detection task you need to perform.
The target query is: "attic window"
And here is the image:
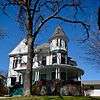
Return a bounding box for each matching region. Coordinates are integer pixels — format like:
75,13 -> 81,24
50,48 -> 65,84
13,57 -> 18,68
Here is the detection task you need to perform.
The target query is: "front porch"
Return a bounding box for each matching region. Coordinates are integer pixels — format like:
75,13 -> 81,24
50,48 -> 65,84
12,64 -> 84,96
32,64 -> 84,82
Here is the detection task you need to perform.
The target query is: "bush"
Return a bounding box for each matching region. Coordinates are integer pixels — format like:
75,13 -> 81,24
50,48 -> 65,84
0,84 -> 8,96
31,80 -> 81,96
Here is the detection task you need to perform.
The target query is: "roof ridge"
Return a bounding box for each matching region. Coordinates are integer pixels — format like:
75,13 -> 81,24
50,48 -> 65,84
49,25 -> 69,42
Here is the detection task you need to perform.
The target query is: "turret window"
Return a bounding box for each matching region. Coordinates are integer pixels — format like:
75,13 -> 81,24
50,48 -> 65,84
60,39 -> 62,47
61,53 -> 65,64
52,54 -> 57,64
56,39 -> 58,46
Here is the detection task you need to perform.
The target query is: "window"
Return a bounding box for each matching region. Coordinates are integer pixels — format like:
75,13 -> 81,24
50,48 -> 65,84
19,75 -> 21,84
18,56 -> 22,64
42,56 -> 46,66
60,39 -> 62,47
13,56 -> 22,68
52,54 -> 57,64
56,39 -> 58,46
61,53 -> 65,64
13,57 -> 18,68
11,77 -> 16,86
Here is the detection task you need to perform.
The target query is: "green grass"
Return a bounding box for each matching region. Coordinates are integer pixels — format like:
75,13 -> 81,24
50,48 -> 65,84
0,96 -> 100,100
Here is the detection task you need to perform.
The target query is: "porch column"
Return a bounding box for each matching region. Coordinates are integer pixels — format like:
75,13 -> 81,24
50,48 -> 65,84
20,75 -> 23,84
37,71 -> 39,81
55,68 -> 58,79
66,69 -> 67,81
35,71 -> 37,81
55,68 -> 60,80
21,72 -> 25,85
58,68 -> 60,80
78,76 -> 81,81
16,75 -> 19,83
48,69 -> 51,80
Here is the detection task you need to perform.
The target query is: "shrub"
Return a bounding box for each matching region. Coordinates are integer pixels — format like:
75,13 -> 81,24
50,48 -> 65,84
0,84 -> 8,96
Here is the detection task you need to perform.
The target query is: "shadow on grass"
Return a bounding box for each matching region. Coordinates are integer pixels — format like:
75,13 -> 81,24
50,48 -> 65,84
1,96 -> 100,100
46,96 -> 64,100
88,96 -> 100,100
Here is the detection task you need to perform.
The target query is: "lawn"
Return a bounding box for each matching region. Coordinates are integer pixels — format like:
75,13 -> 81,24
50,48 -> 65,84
0,96 -> 100,100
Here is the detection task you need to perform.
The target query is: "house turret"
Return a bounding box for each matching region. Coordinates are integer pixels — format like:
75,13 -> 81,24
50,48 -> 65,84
49,26 -> 69,65
7,26 -> 84,96
49,26 -> 69,52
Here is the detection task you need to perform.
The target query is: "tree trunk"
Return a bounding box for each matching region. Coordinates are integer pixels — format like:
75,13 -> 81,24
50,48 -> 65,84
24,34 -> 33,96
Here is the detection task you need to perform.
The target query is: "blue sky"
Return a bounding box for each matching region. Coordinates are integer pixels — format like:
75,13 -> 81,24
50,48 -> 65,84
0,0 -> 100,80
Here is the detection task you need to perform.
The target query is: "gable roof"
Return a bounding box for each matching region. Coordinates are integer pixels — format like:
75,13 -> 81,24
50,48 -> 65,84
9,39 -> 28,56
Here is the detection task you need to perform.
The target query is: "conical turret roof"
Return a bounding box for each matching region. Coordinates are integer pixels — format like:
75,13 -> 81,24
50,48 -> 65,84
49,26 -> 69,42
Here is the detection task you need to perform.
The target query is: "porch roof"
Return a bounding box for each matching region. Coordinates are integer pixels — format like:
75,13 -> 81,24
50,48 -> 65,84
33,64 -> 84,77
14,64 -> 84,77
82,80 -> 100,85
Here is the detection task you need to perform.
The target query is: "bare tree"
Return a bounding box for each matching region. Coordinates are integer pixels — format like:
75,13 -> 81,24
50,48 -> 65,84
98,7 -> 100,30
0,28 -> 6,39
78,6 -> 100,75
0,0 -> 90,96
83,33 -> 100,69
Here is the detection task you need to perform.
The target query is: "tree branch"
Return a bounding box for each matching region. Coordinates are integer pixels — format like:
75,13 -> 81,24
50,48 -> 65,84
53,16 -> 90,41
34,15 -> 90,43
2,1 -> 19,10
32,0 -> 40,20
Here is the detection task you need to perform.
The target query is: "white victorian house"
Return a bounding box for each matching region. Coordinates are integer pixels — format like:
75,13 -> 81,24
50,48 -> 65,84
7,26 -> 84,94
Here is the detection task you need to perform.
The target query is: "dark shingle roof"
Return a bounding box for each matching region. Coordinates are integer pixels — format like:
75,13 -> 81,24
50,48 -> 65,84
49,26 -> 69,42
